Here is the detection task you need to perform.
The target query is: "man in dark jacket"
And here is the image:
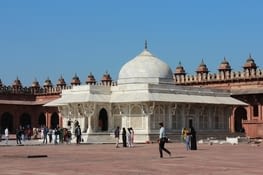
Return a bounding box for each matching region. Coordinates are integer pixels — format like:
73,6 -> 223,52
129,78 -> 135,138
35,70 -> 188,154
75,125 -> 82,144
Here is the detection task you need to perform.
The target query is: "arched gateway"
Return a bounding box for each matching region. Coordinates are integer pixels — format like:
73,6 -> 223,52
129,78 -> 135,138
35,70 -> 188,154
1,112 -> 14,132
234,106 -> 247,132
45,44 -> 247,143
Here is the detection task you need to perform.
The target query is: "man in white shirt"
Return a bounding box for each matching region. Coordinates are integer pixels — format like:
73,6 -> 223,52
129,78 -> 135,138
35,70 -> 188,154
5,127 -> 9,144
159,122 -> 171,158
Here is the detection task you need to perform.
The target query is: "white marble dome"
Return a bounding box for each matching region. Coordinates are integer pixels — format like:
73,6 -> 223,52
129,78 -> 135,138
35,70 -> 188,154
118,49 -> 174,85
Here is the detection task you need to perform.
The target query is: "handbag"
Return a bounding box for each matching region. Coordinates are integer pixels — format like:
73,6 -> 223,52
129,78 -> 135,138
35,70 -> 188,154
163,137 -> 169,143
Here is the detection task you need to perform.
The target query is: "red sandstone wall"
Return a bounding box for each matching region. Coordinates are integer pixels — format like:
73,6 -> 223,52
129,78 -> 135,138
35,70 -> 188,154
243,121 -> 263,138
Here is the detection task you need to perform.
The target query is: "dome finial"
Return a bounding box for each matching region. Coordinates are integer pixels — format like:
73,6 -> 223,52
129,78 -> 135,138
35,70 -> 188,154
144,40 -> 148,50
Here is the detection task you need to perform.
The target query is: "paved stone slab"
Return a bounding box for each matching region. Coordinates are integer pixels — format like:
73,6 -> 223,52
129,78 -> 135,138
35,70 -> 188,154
0,142 -> 262,175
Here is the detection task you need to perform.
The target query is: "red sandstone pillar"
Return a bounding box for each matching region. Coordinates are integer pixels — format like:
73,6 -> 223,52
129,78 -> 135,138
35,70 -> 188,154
45,112 -> 50,128
259,105 -> 262,120
59,113 -> 62,128
229,108 -> 235,133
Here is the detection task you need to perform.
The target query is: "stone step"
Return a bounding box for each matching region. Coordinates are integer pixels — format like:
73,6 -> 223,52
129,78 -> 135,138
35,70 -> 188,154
82,133 -> 116,143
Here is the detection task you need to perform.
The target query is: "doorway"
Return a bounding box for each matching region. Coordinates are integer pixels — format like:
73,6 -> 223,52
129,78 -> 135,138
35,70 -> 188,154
20,113 -> 31,128
187,116 -> 194,128
234,107 -> 247,132
189,119 -> 193,128
1,112 -> 14,133
51,112 -> 59,129
98,108 -> 108,131
38,113 -> 46,127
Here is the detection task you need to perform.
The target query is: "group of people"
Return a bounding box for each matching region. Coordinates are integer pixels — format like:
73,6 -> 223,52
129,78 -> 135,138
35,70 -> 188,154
15,124 -> 78,145
158,122 -> 197,158
15,125 -> 34,144
35,125 -> 79,145
41,126 -> 72,144
114,126 -> 135,148
2,123 -> 81,145
4,122 -> 198,159
1,125 -> 35,145
181,126 -> 197,151
15,126 -> 35,144
114,122 -> 197,158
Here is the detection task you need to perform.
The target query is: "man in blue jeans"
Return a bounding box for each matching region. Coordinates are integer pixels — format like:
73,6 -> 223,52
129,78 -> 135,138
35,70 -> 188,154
43,126 -> 49,144
158,122 -> 171,158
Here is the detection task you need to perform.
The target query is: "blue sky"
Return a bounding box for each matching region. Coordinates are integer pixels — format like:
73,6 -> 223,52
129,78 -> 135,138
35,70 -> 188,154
0,0 -> 262,87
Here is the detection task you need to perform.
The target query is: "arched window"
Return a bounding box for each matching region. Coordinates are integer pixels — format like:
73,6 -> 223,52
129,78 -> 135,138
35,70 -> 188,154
199,115 -> 208,130
112,106 -> 122,129
130,105 -> 143,129
253,105 -> 259,117
172,108 -> 182,130
151,105 -> 165,129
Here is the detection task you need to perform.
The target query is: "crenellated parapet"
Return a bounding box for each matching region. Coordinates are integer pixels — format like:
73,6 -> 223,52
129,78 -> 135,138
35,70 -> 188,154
174,54 -> 263,85
175,69 -> 263,84
0,71 -> 118,96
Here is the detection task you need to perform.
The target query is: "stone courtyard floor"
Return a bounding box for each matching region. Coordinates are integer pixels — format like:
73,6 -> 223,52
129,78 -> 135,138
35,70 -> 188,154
0,141 -> 262,175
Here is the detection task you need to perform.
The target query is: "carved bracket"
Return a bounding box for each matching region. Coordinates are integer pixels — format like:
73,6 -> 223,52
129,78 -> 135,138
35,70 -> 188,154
83,103 -> 95,117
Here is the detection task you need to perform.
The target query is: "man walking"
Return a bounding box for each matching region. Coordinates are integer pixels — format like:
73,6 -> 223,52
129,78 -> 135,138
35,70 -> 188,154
158,122 -> 171,158
16,127 -> 22,144
114,126 -> 120,148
